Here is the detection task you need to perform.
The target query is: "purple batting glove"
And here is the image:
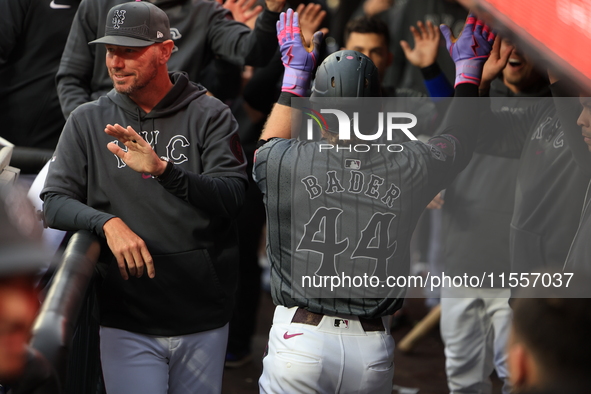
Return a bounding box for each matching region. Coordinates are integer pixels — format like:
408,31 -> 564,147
440,13 -> 496,87
277,8 -> 323,96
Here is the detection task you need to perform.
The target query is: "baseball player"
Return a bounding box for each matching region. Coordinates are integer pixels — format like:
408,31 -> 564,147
253,9 -> 495,393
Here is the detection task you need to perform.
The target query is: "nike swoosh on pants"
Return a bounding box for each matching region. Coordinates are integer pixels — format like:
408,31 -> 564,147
283,331 -> 304,340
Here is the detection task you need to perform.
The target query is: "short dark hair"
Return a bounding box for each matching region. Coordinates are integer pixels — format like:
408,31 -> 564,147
512,275 -> 591,387
343,15 -> 390,48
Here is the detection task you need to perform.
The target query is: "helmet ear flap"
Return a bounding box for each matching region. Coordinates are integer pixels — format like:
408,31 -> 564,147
311,50 -> 381,100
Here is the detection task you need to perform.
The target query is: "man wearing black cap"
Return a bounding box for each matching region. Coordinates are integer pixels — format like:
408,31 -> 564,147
253,10 -> 494,393
57,0 -> 285,119
42,2 -> 247,393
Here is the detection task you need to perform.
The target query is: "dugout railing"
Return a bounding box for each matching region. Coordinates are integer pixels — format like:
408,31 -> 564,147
29,230 -> 104,393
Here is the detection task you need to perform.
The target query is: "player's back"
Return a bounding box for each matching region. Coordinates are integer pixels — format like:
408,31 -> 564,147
254,137 -> 458,317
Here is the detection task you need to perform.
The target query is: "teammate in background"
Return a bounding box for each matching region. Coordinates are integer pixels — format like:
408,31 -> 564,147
342,15 -> 444,139
253,9 -> 494,393
479,40 -> 548,97
399,18 -> 454,313
0,0 -> 79,153
507,274 -> 591,393
377,0 -> 468,94
41,3 -> 247,393
474,53 -> 591,276
550,78 -> 591,274
56,0 -> 286,119
343,15 -> 392,84
0,184 -> 58,393
436,38 -> 550,394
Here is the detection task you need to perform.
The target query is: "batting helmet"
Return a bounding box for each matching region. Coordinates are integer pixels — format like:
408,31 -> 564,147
310,50 -> 381,100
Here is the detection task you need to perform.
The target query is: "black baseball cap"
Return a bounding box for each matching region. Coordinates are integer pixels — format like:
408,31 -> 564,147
89,1 -> 171,48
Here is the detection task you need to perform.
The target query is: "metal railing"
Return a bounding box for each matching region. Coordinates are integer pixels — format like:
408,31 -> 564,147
29,231 -> 101,391
10,147 -> 54,175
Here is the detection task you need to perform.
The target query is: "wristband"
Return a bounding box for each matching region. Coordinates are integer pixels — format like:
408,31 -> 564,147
278,91 -> 297,107
155,156 -> 173,182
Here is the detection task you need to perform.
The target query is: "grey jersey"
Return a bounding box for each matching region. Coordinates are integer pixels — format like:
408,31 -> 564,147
441,81 -> 552,280
254,136 -> 462,318
552,86 -> 591,275
477,96 -> 591,272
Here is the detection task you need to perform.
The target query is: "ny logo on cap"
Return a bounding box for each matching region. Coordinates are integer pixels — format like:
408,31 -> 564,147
112,10 -> 126,29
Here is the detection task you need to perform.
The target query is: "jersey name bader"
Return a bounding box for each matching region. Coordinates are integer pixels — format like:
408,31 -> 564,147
301,170 -> 401,208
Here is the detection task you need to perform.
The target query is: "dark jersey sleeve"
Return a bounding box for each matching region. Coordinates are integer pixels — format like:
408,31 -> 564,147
55,0 -> 99,119
474,97 -> 553,158
41,111 -> 115,236
430,83 -> 479,172
43,192 -> 115,237
206,6 -> 280,67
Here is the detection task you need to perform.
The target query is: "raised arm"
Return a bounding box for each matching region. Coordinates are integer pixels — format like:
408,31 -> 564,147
400,20 -> 454,98
433,13 -> 495,171
207,0 -> 286,68
104,108 -> 247,218
259,9 -> 323,141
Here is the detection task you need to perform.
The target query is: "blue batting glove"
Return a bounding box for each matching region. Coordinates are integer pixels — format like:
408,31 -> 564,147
440,13 -> 496,87
277,8 -> 323,96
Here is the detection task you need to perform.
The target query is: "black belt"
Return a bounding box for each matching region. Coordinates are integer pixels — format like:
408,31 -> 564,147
291,308 -> 385,332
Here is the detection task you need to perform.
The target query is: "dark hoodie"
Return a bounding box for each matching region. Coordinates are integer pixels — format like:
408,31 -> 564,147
41,72 -> 247,336
57,0 -> 280,118
476,88 -> 591,273
552,84 -> 591,275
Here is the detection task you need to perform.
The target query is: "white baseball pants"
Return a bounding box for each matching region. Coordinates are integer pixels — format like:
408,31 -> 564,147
440,287 -> 512,394
259,306 -> 394,394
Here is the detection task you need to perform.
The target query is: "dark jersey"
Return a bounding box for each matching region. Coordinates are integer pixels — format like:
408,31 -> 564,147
552,86 -> 591,275
441,80 -> 551,280
477,96 -> 591,272
254,135 -> 462,318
